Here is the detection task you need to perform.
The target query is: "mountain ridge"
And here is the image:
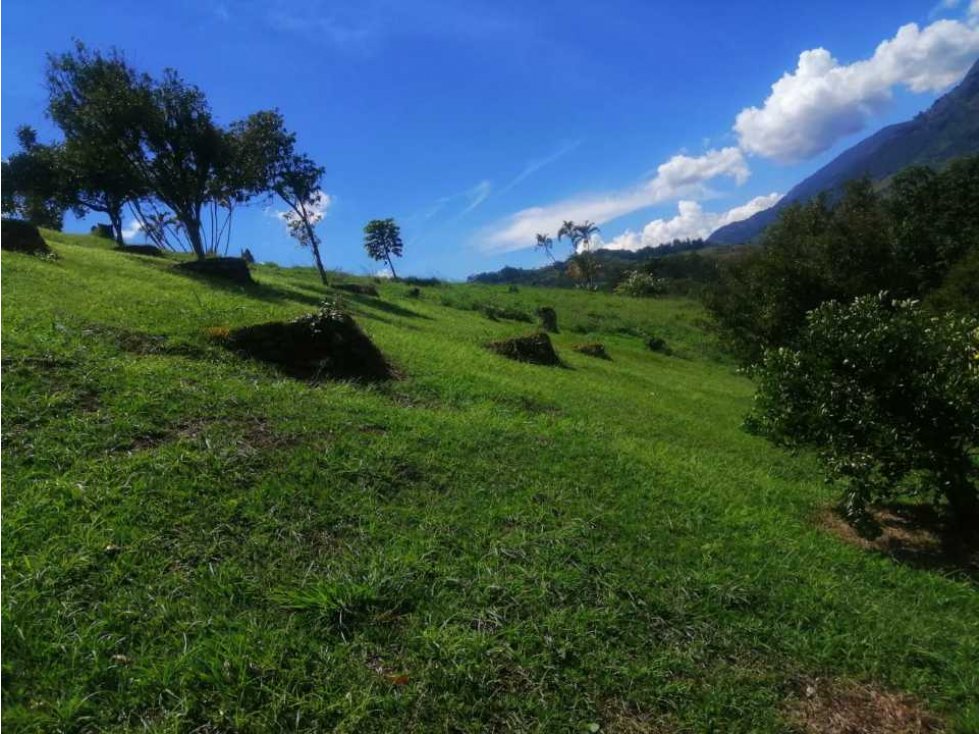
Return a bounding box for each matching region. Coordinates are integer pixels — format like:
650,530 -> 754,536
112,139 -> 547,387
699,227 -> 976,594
709,57 -> 979,245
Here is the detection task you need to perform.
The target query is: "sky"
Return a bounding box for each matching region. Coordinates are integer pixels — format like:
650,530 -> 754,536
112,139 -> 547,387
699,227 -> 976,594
3,0 -> 979,279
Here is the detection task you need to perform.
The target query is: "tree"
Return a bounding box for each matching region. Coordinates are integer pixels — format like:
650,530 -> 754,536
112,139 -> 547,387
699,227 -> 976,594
230,110 -> 329,283
363,218 -> 404,279
46,44 -> 238,259
748,295 -> 979,532
557,220 -> 601,289
1,126 -> 70,230
534,233 -> 555,264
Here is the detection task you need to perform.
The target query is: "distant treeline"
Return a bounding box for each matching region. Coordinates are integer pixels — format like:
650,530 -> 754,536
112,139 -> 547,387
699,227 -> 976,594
468,237 -> 711,288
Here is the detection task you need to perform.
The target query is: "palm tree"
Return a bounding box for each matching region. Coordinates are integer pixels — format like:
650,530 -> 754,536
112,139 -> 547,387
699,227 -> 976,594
557,220 -> 577,251
535,233 -> 555,263
574,220 -> 600,251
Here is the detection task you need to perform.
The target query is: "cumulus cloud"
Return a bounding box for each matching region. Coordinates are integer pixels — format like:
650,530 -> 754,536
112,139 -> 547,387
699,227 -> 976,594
121,219 -> 143,242
601,193 -> 782,251
735,20 -> 979,162
481,147 -> 748,252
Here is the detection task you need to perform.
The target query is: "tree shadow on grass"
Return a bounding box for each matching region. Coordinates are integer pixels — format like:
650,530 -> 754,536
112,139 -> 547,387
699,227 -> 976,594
818,503 -> 979,585
339,292 -> 433,320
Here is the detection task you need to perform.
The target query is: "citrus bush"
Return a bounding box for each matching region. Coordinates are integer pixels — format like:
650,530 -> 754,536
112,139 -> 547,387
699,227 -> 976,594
748,295 -> 979,531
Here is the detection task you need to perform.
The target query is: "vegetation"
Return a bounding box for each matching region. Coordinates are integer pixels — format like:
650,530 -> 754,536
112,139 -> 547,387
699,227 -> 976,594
6,230 -> 979,731
363,218 -> 405,279
749,296 -> 979,531
615,270 -> 667,297
705,157 -> 979,364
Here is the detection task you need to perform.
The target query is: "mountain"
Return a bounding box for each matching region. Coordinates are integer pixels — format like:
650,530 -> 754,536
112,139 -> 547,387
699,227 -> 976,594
709,57 -> 979,245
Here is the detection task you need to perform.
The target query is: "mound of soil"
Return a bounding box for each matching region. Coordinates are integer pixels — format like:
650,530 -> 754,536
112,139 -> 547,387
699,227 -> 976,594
487,332 -> 561,366
573,342 -> 610,359
788,678 -> 942,733
646,336 -> 670,354
334,283 -> 380,297
117,244 -> 165,257
1,219 -> 51,255
536,306 -> 558,333
174,257 -> 254,285
224,303 -> 393,382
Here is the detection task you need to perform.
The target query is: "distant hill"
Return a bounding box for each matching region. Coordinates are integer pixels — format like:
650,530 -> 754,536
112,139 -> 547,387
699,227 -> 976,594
709,57 -> 979,245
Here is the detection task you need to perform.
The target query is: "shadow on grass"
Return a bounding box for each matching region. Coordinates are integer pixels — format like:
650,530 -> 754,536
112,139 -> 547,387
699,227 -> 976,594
819,503 -> 979,585
339,292 -> 433,320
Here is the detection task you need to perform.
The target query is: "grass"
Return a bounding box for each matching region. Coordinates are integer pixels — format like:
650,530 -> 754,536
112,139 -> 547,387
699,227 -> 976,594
3,231 -> 978,732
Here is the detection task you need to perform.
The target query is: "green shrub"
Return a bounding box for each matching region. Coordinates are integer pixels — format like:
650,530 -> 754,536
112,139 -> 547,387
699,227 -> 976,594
615,270 -> 667,297
748,295 -> 979,531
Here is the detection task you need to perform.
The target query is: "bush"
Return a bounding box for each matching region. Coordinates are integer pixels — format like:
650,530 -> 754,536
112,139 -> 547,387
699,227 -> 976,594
615,270 -> 667,297
748,295 -> 979,531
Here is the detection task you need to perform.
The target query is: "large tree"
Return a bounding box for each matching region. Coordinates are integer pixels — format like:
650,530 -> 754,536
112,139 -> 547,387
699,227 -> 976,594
363,218 -> 404,278
46,44 -> 238,259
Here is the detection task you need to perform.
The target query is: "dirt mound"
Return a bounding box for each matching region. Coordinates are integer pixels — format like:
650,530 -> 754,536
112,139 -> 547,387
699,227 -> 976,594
573,342 -> 610,359
487,332 -> 561,366
223,302 -> 393,382
174,257 -> 254,285
1,219 -> 51,255
536,306 -> 558,332
117,244 -> 164,257
334,282 -> 380,297
787,678 -> 943,733
646,336 -> 670,354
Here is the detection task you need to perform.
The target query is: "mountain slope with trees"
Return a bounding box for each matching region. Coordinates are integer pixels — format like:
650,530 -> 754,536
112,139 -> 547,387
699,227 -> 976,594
709,57 -> 979,245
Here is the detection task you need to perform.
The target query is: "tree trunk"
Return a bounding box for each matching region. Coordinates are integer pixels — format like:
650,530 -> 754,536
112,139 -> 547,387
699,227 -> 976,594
303,220 -> 328,285
185,218 -> 206,260
944,477 -> 979,534
110,208 -> 124,247
386,254 -> 398,280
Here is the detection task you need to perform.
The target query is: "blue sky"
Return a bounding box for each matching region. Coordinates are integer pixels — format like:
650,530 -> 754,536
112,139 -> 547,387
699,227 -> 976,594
3,0 -> 979,278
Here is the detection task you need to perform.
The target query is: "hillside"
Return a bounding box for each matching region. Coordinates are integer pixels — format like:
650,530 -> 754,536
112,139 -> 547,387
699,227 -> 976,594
710,57 -> 979,244
3,233 -> 979,731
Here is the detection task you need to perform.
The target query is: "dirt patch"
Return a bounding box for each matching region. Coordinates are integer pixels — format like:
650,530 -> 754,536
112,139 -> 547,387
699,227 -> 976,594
334,282 -> 379,297
82,325 -> 206,358
486,332 -> 561,366
1,219 -> 51,255
174,257 -> 254,285
573,342 -> 610,359
597,700 -> 677,733
817,505 -> 978,581
223,303 -> 393,382
787,678 -> 943,733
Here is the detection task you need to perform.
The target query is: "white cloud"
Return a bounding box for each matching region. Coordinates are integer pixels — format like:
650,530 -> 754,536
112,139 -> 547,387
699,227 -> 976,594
121,219 -> 143,242
602,193 -> 782,251
481,147 -> 748,252
458,180 -> 492,217
735,20 -> 979,162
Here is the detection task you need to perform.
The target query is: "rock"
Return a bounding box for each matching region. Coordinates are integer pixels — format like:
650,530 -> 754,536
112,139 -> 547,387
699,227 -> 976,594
536,306 -> 558,333
240,248 -> 255,264
1,219 -> 51,255
573,342 -> 610,359
174,257 -> 254,285
224,302 -> 393,382
487,332 -> 561,366
334,282 -> 380,297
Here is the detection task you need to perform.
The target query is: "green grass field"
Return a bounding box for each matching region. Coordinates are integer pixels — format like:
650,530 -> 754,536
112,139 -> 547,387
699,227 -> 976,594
3,232 -> 977,732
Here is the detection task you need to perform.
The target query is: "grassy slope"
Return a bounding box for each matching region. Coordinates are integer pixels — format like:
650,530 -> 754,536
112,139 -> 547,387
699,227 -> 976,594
2,232 -> 977,733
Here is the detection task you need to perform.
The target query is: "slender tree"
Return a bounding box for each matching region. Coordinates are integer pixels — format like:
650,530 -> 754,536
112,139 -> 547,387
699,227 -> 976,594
535,233 -> 555,264
363,218 -> 404,278
230,110 -> 329,283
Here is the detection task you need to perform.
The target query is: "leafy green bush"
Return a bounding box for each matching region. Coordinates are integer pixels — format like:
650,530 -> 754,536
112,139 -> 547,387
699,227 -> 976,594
748,295 -> 979,531
615,270 -> 667,297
